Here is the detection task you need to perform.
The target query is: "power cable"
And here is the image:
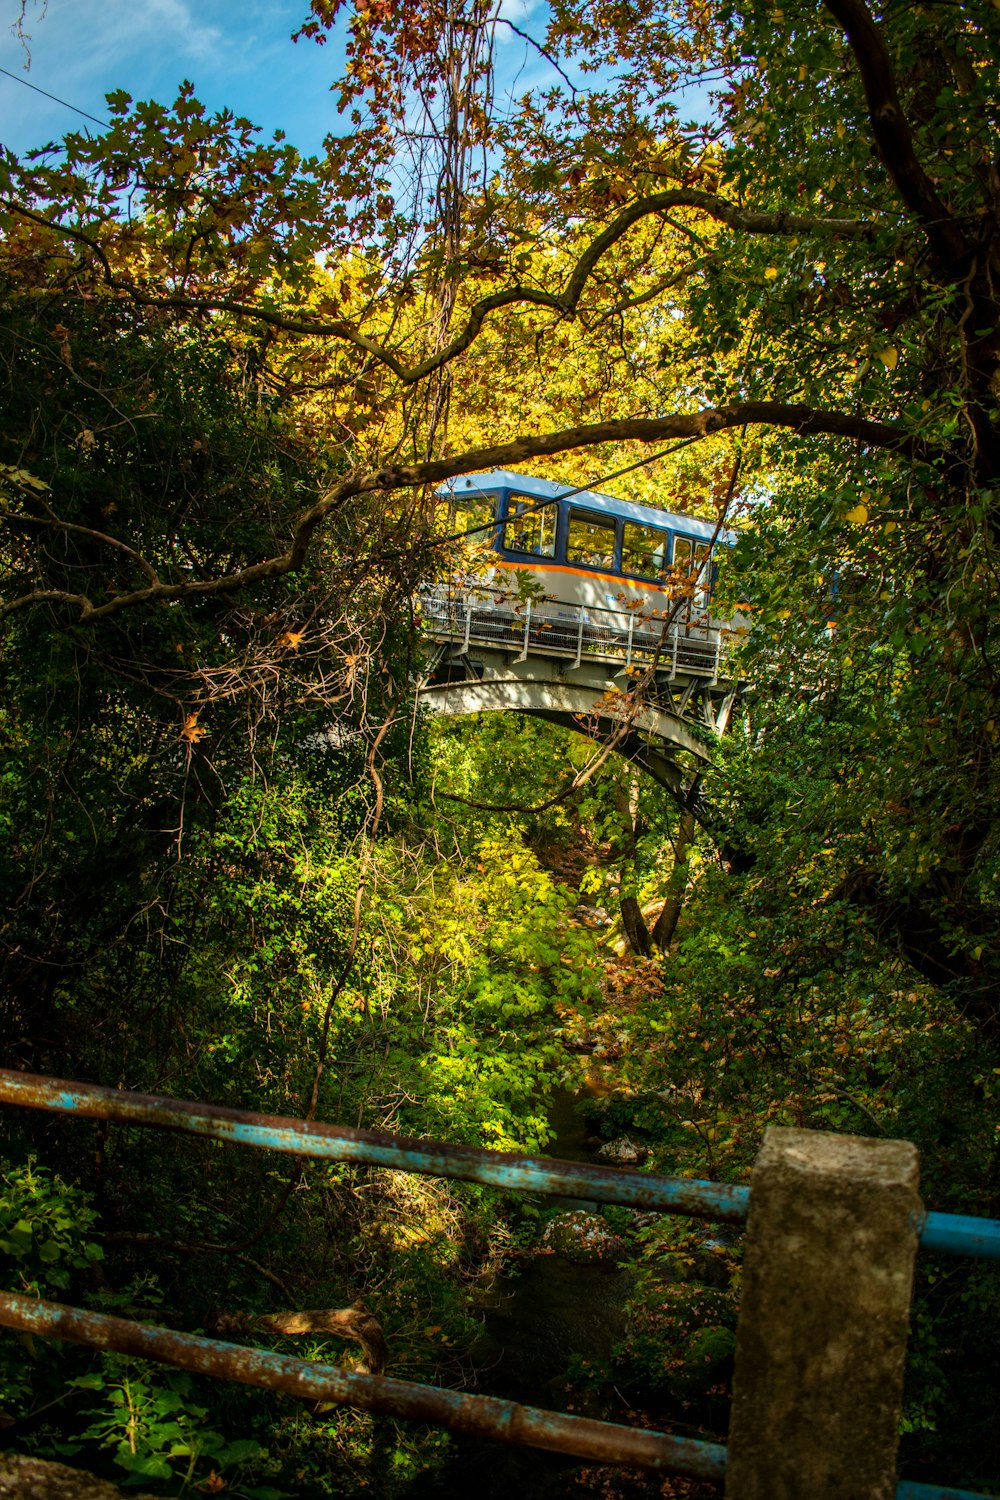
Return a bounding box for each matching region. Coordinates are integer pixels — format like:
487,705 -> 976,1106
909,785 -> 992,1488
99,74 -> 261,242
0,65 -> 109,130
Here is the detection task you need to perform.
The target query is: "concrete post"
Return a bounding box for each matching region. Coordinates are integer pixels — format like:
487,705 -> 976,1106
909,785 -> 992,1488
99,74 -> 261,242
726,1127 -> 922,1500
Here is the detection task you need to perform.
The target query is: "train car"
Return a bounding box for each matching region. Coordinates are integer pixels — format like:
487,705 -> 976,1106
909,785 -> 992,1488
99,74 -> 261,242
428,471 -> 737,680
438,468 -> 729,612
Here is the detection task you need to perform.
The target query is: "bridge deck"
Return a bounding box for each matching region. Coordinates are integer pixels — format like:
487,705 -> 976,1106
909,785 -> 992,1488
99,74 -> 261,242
419,585 -> 738,681
416,586 -> 743,793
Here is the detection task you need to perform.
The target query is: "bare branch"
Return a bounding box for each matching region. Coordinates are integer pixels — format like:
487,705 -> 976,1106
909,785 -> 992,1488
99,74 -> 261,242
2,510 -> 161,584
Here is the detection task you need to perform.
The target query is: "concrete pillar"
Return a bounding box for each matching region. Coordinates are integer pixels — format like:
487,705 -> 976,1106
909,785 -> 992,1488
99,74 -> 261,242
726,1127 -> 921,1500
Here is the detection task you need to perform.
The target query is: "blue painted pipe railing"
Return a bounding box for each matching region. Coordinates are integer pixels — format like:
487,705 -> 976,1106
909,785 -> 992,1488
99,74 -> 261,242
1,1070 -> 997,1257
0,1070 -> 998,1495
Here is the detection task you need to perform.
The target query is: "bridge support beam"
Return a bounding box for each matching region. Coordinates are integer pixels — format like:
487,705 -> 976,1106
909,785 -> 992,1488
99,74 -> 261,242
726,1127 -> 921,1500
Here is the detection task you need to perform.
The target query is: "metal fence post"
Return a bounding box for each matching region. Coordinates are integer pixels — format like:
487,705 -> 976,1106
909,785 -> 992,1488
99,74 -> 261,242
726,1127 -> 922,1500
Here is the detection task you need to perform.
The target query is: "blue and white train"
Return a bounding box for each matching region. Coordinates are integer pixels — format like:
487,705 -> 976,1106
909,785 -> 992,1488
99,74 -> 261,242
429,469 -> 738,677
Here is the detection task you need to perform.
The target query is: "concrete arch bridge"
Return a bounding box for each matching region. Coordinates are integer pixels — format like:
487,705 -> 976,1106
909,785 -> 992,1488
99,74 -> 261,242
417,585 -> 741,798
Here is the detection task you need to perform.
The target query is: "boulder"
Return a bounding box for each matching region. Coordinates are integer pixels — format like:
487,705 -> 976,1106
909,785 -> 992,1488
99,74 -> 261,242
541,1210 -> 626,1264
0,1453 -> 156,1499
595,1135 -> 647,1165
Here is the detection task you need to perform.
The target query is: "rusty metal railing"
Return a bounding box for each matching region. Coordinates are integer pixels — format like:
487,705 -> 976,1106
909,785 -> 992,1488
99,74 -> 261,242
0,1069 -> 997,1497
0,1292 -> 727,1479
1,1071 -> 995,1257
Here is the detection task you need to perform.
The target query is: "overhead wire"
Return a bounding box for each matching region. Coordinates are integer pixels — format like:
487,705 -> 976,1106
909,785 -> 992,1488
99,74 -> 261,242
0,64 -> 109,130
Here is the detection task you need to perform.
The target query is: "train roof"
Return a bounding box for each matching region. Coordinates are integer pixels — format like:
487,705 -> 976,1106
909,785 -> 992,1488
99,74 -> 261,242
438,469 -> 729,544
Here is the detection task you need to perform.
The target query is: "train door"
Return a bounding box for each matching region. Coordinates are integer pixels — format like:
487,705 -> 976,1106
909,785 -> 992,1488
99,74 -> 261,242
671,537 -> 712,618
437,487 -> 499,632
447,486 -> 498,552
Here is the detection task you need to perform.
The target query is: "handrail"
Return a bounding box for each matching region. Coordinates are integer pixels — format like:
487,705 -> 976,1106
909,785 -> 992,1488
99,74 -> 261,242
419,582 -> 736,679
0,1070 -> 750,1221
0,1291 -> 985,1497
0,1293 -> 728,1479
0,1071 -> 996,1257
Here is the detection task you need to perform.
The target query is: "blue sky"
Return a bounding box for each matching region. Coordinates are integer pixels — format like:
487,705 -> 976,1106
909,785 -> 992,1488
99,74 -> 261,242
0,0 -> 560,159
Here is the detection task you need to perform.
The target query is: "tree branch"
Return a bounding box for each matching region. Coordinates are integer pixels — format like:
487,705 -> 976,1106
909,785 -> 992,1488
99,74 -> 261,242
824,0 -> 969,269
1,510 -> 161,584
0,401 -> 936,626
5,190 -> 876,387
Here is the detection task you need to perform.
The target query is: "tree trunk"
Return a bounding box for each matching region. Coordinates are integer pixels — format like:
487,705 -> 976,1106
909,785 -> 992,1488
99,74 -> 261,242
651,809 -> 696,951
620,892 -> 653,956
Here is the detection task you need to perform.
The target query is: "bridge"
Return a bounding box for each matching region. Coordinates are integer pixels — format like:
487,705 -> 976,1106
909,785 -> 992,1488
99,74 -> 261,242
416,584 -> 742,796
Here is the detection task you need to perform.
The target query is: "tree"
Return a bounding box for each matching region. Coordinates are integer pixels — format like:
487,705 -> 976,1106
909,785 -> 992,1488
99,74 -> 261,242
4,0 -> 1000,1013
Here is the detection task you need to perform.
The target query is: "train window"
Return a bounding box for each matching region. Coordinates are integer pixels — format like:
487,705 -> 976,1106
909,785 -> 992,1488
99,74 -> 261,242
566,508 -> 617,569
672,536 -> 694,572
502,493 -> 557,557
449,488 -> 497,542
621,521 -> 669,579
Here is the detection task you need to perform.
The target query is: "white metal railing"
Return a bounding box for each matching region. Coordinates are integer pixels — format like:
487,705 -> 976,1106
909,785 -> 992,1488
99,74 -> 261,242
419,583 -> 736,680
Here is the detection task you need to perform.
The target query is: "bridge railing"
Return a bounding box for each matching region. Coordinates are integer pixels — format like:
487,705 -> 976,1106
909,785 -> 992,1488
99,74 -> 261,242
419,582 -> 736,679
0,1069 -> 997,1500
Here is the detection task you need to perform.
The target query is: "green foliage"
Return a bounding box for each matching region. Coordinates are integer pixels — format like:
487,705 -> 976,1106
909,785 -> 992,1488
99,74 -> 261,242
71,1365 -> 267,1492
0,1160 -> 103,1297
4,0 -> 1000,1490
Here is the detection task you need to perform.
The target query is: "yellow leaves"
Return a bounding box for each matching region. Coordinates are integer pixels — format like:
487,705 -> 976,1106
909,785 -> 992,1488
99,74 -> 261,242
764,266 -> 779,280
276,629 -> 305,650
180,712 -> 207,745
844,503 -> 869,524
835,121 -> 846,139
798,64 -> 808,81
0,463 -> 49,496
876,345 -> 898,371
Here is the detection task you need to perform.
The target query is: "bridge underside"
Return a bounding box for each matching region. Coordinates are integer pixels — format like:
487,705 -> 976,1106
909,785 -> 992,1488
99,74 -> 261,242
417,648 -> 737,797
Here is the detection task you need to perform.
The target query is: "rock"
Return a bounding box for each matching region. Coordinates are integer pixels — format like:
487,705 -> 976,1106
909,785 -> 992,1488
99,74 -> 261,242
0,1453 -> 157,1499
541,1210 -> 627,1264
595,1135 -> 647,1165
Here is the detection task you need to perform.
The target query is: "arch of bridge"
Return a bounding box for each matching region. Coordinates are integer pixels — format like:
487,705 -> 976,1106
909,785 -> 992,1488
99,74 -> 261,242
416,674 -> 709,796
